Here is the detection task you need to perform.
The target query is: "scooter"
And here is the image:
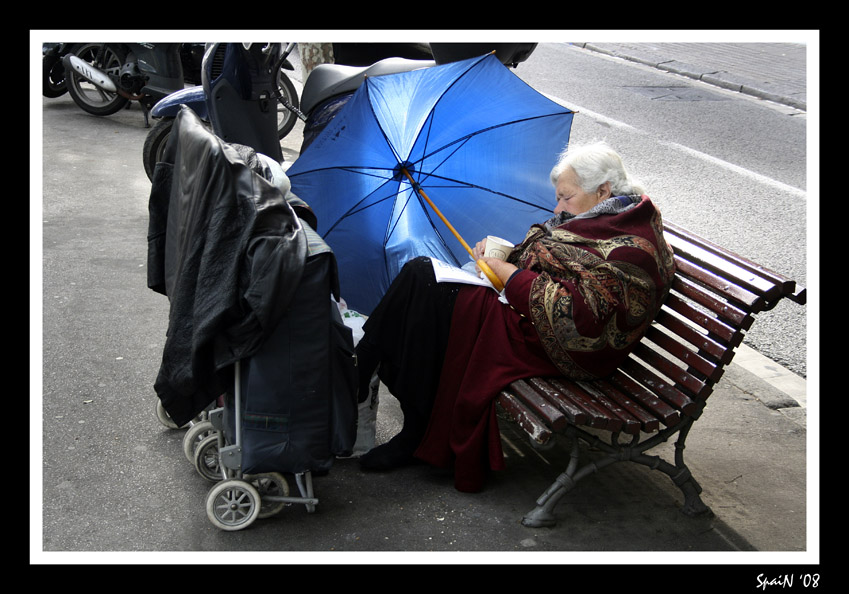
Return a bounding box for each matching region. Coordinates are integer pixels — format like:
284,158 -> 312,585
298,55 -> 435,154
141,42 -> 301,180
62,43 -> 186,125
47,43 -> 204,99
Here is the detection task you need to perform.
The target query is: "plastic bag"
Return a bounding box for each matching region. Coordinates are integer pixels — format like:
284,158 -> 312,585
337,298 -> 366,346
351,372 -> 380,456
335,298 -> 379,457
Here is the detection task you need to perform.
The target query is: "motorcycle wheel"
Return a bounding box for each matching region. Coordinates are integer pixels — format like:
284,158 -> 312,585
142,118 -> 173,181
43,52 -> 69,97
276,71 -> 299,140
143,116 -> 211,181
66,43 -> 130,116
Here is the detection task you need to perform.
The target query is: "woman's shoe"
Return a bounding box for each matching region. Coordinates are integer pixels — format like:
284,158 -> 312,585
359,433 -> 418,471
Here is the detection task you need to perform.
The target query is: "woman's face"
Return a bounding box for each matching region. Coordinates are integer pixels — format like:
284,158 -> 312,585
554,167 -> 607,216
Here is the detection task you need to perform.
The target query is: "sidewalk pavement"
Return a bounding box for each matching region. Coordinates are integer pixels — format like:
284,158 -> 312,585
37,41 -> 813,564
576,42 -> 808,111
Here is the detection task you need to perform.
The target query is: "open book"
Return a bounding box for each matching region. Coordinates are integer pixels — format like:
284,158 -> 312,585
430,258 -> 507,302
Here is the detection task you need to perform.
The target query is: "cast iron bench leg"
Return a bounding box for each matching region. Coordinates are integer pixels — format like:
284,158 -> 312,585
521,429 -> 621,527
521,422 -> 713,526
633,421 -> 714,518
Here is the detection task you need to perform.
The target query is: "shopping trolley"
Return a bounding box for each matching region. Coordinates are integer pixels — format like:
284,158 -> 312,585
147,106 -> 357,531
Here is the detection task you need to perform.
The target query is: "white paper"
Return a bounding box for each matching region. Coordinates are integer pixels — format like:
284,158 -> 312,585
430,259 -> 508,304
431,258 -> 492,287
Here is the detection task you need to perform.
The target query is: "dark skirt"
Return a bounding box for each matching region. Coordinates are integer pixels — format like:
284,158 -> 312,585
356,257 -> 460,431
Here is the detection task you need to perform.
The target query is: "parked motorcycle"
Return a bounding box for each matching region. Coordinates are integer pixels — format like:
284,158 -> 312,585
141,42 -> 300,180
61,43 -> 188,125
46,43 -> 203,100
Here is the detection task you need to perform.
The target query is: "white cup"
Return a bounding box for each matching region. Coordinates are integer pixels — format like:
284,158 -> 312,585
484,235 -> 514,261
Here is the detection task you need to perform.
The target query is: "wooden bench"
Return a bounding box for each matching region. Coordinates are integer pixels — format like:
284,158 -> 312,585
496,221 -> 807,528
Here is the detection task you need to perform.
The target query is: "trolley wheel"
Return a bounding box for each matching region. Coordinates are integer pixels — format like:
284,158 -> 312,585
193,434 -> 223,482
182,420 -> 215,462
206,479 -> 261,531
246,472 -> 290,519
155,400 -> 183,429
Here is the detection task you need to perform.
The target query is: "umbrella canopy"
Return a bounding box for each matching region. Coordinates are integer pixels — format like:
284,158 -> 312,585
287,53 -> 574,315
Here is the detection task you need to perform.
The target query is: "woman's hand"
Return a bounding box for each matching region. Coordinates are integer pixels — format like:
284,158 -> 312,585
477,257 -> 519,286
474,237 -> 517,287
473,238 -> 486,261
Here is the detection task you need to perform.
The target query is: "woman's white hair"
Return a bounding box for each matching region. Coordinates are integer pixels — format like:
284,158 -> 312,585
550,140 -> 646,196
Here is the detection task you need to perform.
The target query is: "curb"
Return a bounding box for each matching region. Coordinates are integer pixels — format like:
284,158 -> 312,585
734,344 -> 807,408
733,343 -> 807,429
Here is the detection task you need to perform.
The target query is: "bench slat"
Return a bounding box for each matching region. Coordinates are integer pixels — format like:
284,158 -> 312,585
664,294 -> 742,345
653,310 -> 732,364
546,378 -> 624,433
525,378 -> 588,426
584,380 -> 659,433
497,391 -> 553,445
632,342 -> 707,396
606,367 -> 682,425
620,357 -> 701,412
589,391 -> 643,434
664,221 -> 803,306
644,326 -> 722,382
507,380 -> 569,432
670,275 -> 751,327
671,256 -> 761,312
665,232 -> 784,304
666,235 -> 806,311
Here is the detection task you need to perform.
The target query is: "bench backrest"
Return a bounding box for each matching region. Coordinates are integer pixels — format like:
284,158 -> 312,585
619,221 -> 805,417
499,222 -> 805,439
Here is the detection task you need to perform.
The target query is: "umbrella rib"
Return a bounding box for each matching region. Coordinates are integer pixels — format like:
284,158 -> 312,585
415,169 -> 550,209
395,116 -> 462,264
320,170 -> 401,237
383,185 -> 461,266
420,112 -> 572,171
407,112 -> 572,209
365,81 -> 406,165
411,56 -> 572,174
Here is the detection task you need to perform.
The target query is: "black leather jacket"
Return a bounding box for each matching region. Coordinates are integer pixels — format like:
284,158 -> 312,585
146,107 -> 307,427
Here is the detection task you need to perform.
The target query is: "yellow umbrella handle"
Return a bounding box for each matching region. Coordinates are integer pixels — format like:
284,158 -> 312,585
401,168 -> 505,292
475,260 -> 505,293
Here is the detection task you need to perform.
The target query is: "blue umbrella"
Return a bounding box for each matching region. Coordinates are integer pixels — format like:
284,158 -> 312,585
287,53 -> 574,315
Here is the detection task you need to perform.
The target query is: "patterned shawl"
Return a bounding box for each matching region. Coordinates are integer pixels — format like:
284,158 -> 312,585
507,195 -> 675,379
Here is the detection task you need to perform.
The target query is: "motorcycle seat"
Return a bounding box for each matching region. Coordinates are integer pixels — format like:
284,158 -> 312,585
300,57 -> 435,116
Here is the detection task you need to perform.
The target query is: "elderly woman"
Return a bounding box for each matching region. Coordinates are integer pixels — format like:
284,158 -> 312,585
355,141 -> 675,492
